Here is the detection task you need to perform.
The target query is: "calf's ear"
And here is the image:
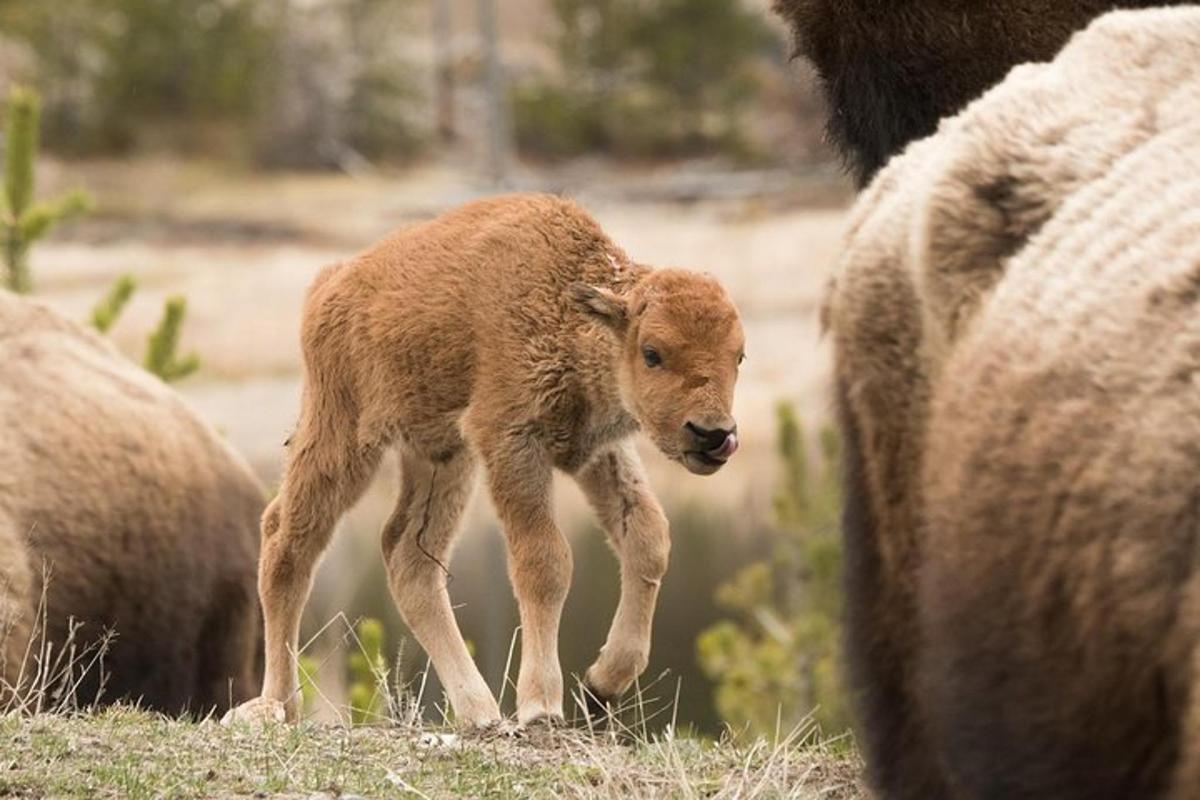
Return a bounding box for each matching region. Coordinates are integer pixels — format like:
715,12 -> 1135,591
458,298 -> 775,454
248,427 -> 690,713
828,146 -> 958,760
569,283 -> 628,330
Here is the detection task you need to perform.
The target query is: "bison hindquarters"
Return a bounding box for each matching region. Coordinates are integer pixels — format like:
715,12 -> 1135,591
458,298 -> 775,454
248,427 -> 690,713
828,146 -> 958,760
919,311 -> 1200,797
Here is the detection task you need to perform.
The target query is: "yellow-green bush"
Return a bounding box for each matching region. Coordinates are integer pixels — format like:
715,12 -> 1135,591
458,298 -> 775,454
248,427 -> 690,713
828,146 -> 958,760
696,403 -> 849,739
348,618 -> 388,724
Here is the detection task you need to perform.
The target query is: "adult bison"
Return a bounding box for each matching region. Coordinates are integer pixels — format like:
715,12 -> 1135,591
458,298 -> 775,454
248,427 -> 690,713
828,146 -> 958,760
818,7 -> 1200,799
774,0 -> 1191,187
0,291 -> 263,715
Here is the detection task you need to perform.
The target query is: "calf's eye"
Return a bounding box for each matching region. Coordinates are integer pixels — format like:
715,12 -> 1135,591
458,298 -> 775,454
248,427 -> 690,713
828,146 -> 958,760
643,346 -> 662,368
738,352 -> 746,366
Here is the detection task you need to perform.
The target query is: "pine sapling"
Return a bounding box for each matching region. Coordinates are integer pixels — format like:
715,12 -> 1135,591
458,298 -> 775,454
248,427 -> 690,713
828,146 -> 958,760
144,295 -> 200,382
2,86 -> 92,293
90,274 -> 137,333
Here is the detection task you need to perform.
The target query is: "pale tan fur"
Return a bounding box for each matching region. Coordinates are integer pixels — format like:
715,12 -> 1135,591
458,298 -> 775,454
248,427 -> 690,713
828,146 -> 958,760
224,193 -> 745,727
0,291 -> 263,714
826,9 -> 1200,798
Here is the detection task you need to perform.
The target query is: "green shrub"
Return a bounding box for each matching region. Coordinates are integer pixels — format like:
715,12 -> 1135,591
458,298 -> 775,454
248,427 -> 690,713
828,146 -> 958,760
511,84 -> 602,159
513,0 -> 775,160
696,403 -> 849,739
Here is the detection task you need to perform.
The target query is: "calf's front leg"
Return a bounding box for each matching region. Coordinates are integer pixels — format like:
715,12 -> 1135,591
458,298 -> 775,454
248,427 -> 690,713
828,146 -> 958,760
479,438 -> 573,725
574,441 -> 670,708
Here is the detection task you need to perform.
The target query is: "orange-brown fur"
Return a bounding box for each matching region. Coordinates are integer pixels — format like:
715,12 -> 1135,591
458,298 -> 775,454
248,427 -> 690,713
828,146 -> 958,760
0,291 -> 263,714
224,193 -> 745,727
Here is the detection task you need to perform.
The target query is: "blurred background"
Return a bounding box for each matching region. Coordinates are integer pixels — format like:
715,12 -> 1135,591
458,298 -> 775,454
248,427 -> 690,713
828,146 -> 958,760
0,0 -> 852,738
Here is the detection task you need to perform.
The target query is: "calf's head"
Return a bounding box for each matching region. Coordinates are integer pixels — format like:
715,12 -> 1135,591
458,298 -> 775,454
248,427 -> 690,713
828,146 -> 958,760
572,269 -> 745,475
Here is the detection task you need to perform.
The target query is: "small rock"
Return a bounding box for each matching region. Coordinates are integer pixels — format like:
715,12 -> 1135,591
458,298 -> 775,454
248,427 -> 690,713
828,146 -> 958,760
417,732 -> 461,750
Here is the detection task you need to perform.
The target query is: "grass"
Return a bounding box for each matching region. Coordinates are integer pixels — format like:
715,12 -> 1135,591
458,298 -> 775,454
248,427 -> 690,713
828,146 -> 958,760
0,706 -> 864,799
2,602 -> 863,798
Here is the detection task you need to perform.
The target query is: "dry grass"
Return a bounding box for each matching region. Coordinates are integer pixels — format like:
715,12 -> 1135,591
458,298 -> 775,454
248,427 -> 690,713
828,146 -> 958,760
0,706 -> 865,799
1,567 -> 114,718
1,613 -> 865,799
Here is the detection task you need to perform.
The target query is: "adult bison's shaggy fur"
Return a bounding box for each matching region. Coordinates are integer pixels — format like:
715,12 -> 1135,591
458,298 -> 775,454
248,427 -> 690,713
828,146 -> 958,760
773,0 -> 1192,186
824,9 -> 1200,799
224,194 -> 745,729
0,292 -> 263,715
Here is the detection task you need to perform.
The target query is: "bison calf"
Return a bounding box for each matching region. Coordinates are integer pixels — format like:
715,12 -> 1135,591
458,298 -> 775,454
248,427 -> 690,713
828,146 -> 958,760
225,193 -> 745,728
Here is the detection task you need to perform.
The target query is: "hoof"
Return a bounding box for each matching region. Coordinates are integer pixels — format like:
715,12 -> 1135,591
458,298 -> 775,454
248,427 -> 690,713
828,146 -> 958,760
461,718 -> 517,741
221,697 -> 288,727
580,682 -> 617,724
520,712 -> 565,730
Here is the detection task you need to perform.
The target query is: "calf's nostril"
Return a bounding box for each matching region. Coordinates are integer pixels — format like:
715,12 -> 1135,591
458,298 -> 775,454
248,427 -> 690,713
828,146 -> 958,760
684,421 -> 736,452
711,431 -> 739,459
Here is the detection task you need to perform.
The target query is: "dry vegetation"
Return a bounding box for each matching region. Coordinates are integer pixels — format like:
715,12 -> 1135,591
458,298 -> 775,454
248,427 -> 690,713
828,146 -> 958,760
0,705 -> 864,800
2,606 -> 864,798
1,707 -> 865,799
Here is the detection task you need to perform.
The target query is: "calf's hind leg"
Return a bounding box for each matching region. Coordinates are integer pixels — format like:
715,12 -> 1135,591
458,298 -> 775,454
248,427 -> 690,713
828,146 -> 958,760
224,404 -> 382,724
382,444 -> 500,727
574,442 -> 669,710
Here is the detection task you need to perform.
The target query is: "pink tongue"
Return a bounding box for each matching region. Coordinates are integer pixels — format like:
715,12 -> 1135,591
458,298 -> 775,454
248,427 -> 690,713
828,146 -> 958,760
710,433 -> 739,460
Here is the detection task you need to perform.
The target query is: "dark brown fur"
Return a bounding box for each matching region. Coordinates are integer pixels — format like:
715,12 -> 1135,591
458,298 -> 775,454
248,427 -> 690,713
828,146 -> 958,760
773,0 -> 1189,186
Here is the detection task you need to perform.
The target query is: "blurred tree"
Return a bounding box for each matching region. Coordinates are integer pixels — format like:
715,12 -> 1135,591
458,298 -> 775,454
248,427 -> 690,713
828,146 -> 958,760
0,0 -> 423,166
431,0 -> 456,141
696,403 -> 850,740
633,0 -> 772,149
342,0 -> 425,164
252,0 -> 425,169
1,86 -> 91,293
513,0 -> 775,159
0,1 -> 273,154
